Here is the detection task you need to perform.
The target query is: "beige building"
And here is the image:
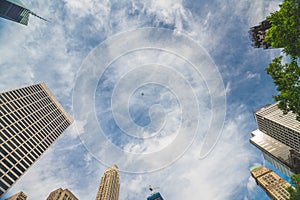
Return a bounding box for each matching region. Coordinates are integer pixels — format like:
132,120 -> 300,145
96,165 -> 120,200
250,166 -> 292,200
46,188 -> 78,200
0,83 -> 73,197
5,191 -> 27,200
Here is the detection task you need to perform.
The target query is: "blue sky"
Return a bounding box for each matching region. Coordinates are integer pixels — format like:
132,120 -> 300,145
0,0 -> 287,199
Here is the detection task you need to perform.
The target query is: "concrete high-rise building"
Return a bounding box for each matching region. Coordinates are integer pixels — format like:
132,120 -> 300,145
0,83 -> 73,197
250,166 -> 292,200
0,0 -> 47,25
250,103 -> 300,176
46,188 -> 78,200
5,191 -> 27,200
95,165 -> 120,200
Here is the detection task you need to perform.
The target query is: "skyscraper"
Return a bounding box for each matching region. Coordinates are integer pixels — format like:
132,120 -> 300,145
147,192 -> 164,200
249,19 -> 272,49
0,0 -> 47,25
46,188 -> 78,200
0,83 -> 73,197
5,191 -> 27,200
250,165 -> 292,200
95,165 -> 120,200
250,103 -> 300,176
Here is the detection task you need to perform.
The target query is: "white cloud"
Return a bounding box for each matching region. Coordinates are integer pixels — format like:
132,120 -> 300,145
0,0 -> 280,199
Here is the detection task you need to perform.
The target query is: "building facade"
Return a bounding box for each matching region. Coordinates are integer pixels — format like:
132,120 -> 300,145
0,83 -> 73,197
5,191 -> 27,200
147,192 -> 164,200
250,166 -> 292,200
0,0 -> 46,25
46,188 -> 78,200
95,165 -> 120,200
250,103 -> 300,176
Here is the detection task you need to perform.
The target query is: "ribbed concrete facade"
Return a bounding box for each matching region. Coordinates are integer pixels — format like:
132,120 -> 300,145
250,166 -> 291,200
0,83 -> 73,197
46,188 -> 78,200
96,165 -> 120,200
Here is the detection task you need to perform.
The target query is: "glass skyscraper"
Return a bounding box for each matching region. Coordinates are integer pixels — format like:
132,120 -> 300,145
147,192 -> 164,200
0,0 -> 46,25
250,103 -> 300,176
0,83 -> 73,197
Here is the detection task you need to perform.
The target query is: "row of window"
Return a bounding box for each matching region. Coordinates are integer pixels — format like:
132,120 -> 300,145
0,84 -> 44,105
0,119 -> 71,191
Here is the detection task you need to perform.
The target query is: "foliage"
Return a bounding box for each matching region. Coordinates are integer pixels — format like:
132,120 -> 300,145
265,0 -> 300,57
288,174 -> 300,200
265,56 -> 300,121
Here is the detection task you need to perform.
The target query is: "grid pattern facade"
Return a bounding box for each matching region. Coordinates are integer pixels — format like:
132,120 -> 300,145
46,188 -> 78,200
0,83 -> 73,197
255,103 -> 300,152
0,0 -> 30,25
251,166 -> 291,200
96,165 -> 120,200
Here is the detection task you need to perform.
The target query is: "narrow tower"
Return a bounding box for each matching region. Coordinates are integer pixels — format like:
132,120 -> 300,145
0,0 -> 47,25
95,165 -> 120,200
0,83 -> 73,197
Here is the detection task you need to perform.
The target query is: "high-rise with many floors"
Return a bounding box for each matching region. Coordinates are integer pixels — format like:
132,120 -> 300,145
46,188 -> 78,200
95,165 -> 120,200
0,83 -> 73,197
250,103 -> 300,176
250,165 -> 292,200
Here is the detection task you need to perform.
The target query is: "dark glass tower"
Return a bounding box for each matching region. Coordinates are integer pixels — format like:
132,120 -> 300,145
0,0 -> 46,25
0,83 -> 73,197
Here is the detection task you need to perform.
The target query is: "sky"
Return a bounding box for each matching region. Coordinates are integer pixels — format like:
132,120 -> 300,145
0,0 -> 288,199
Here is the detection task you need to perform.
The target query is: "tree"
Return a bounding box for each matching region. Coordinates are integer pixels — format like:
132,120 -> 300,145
265,0 -> 300,57
288,174 -> 300,200
265,56 -> 300,121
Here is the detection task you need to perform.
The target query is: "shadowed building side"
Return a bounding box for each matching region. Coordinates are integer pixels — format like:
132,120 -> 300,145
95,165 -> 120,200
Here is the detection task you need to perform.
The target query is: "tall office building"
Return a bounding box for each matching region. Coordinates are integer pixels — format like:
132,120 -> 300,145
5,191 -> 27,200
0,0 -> 47,25
95,165 -> 120,200
0,83 -> 73,197
46,188 -> 78,200
250,166 -> 292,200
250,103 -> 300,176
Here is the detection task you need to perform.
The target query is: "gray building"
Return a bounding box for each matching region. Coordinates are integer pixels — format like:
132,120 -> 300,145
250,103 -> 300,176
0,83 -> 73,197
